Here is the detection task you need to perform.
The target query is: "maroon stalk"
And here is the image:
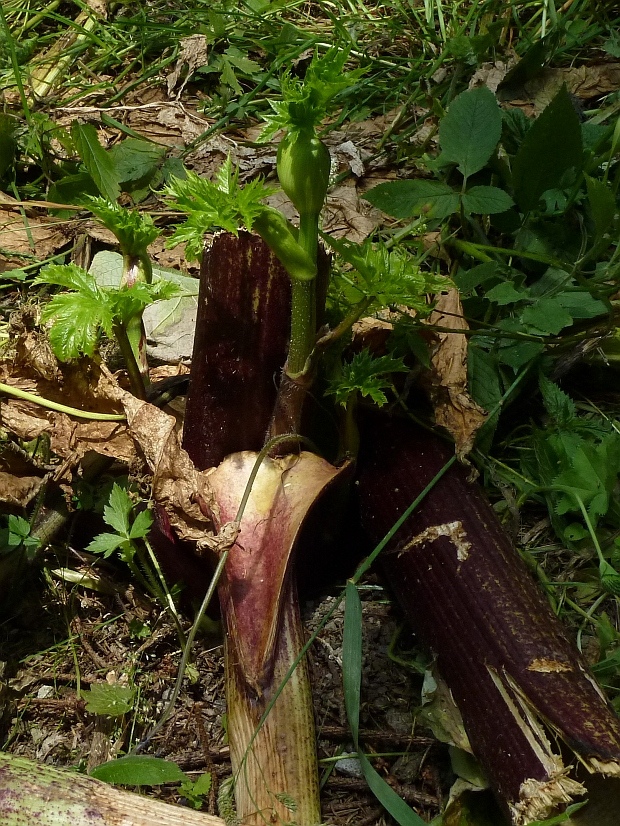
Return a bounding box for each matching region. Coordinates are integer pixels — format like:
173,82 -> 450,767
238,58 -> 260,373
356,412 -> 620,825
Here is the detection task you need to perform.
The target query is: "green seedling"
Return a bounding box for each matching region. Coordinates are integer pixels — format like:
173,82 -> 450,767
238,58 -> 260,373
87,483 -> 184,643
33,256 -> 180,399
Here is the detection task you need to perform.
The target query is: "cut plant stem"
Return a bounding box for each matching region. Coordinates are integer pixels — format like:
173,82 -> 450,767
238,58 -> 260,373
357,412 -> 620,826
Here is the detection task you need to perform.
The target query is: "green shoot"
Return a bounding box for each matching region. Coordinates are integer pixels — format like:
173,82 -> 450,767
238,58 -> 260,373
164,157 -> 278,262
87,484 -> 185,643
33,263 -> 179,394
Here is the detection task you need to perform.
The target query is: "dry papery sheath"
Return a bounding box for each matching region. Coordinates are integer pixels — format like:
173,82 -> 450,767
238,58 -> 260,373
357,412 -> 620,826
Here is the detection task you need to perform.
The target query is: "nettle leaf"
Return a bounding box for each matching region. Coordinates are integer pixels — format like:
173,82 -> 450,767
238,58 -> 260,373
512,85 -> 583,212
553,434 -> 620,524
539,376 -> 576,427
42,292 -> 110,360
71,121 -> 121,202
83,683 -> 134,717
461,185 -> 514,215
520,298 -> 573,335
107,138 -> 166,185
438,86 -> 502,179
327,350 -> 409,407
364,179 -> 459,220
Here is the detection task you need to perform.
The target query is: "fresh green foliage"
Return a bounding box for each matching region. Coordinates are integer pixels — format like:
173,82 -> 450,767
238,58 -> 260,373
365,87 -> 514,220
164,157 -> 277,261
327,350 -> 409,407
438,85 -> 502,181
86,483 -> 153,563
33,263 -> 179,360
327,236 -> 450,313
87,198 -> 159,258
259,47 -> 363,140
91,754 -> 187,784
518,378 -> 620,541
71,122 -> 121,202
0,514 -> 40,561
511,86 -> 582,212
83,683 -> 135,717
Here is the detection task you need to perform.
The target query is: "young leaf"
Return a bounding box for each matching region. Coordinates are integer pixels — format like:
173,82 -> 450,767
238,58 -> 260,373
599,560 -> 620,597
260,47 -> 363,139
83,683 -> 134,717
90,755 -> 188,785
512,86 -> 583,212
461,185 -> 514,215
86,532 -> 126,558
129,509 -> 153,540
364,179 -> 459,220
103,483 -> 133,536
88,197 -> 159,257
71,121 -> 121,202
438,86 -> 502,180
42,291 -> 110,360
164,161 -> 276,261
327,350 -> 409,407
326,236 -> 450,313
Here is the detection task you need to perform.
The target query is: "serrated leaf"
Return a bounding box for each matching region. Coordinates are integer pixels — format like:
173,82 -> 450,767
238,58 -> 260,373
512,86 -> 583,212
34,263 -> 101,297
103,483 -> 133,536
468,344 -> 503,411
600,560 -> 620,597
485,281 -> 527,305
107,138 -> 165,185
539,376 -> 576,427
129,509 -> 153,540
86,532 -> 125,558
555,290 -> 608,319
454,262 -> 498,293
193,773 -> 213,796
88,197 -> 159,255
42,292 -> 109,360
327,350 -> 408,407
91,755 -> 188,785
364,179 -> 459,220
83,683 -> 134,716
439,86 -> 502,179
71,121 -> 121,202
520,298 -> 573,335
461,185 -> 514,214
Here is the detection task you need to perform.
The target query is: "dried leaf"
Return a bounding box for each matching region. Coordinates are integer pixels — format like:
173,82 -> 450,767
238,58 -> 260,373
426,289 -> 487,458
